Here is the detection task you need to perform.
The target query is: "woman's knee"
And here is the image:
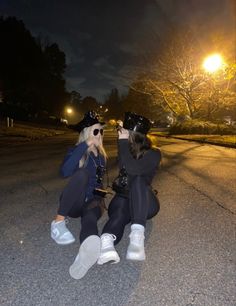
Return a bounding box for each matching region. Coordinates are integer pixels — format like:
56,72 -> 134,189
61,169 -> 89,200
64,168 -> 89,192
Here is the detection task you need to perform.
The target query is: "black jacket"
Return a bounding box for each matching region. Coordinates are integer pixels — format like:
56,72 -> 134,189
118,139 -> 161,184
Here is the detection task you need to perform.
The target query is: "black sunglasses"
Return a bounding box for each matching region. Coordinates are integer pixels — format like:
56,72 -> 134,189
93,128 -> 104,136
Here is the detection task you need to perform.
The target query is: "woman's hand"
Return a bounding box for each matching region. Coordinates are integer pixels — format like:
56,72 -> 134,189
86,136 -> 100,147
118,128 -> 129,139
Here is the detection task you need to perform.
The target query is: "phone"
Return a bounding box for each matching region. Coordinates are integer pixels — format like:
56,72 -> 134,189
93,188 -> 108,198
116,124 -> 122,132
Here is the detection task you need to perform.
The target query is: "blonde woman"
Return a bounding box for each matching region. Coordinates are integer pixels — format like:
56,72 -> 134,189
51,111 -> 107,280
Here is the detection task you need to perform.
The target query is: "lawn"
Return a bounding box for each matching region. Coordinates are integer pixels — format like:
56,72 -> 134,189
172,134 -> 236,146
150,130 -> 236,148
0,122 -> 67,141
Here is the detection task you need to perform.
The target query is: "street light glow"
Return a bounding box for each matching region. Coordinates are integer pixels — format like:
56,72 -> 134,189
203,54 -> 223,73
66,107 -> 73,114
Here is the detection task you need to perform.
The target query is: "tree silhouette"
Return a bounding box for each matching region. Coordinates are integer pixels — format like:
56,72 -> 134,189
0,16 -> 68,119
80,96 -> 99,113
103,88 -> 124,119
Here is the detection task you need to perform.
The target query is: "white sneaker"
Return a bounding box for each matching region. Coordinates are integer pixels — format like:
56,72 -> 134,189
97,233 -> 120,265
69,235 -> 101,280
51,220 -> 75,245
126,224 -> 146,261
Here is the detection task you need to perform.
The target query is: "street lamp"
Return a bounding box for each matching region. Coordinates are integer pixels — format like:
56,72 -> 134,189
64,107 -> 74,124
203,54 -> 224,73
66,107 -> 73,114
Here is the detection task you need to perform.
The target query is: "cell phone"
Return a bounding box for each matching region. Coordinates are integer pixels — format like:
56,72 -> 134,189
116,124 -> 122,132
93,188 -> 108,198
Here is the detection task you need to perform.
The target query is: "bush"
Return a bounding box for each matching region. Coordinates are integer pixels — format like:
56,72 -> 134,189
169,120 -> 236,135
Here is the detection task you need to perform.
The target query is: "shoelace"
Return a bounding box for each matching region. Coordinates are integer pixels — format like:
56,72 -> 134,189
101,234 -> 116,248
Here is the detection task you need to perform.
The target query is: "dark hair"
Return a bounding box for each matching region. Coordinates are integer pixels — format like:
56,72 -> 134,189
129,131 -> 152,159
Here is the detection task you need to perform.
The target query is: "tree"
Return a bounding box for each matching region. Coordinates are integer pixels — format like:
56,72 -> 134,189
0,16 -> 68,118
70,91 -> 82,106
103,88 -> 124,119
42,43 -> 67,116
200,63 -> 236,120
130,31 -> 205,119
0,17 -> 44,116
44,43 -> 66,78
122,85 -> 164,121
130,30 -> 236,121
80,96 -> 99,113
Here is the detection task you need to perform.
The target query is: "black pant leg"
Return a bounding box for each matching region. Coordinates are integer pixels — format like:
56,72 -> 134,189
147,190 -> 160,219
130,176 -> 160,226
102,195 -> 131,245
57,168 -> 89,217
79,200 -> 102,243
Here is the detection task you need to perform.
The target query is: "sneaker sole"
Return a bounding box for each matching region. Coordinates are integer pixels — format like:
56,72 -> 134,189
69,235 -> 101,279
126,252 -> 146,261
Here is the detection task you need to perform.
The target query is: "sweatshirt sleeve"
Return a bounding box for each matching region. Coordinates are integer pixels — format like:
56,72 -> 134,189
118,139 -> 161,175
60,141 -> 88,177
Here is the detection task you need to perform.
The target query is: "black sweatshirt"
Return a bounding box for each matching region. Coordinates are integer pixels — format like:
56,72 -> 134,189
118,139 -> 161,184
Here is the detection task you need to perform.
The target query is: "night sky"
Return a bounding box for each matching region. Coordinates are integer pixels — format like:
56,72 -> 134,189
1,0 -> 235,101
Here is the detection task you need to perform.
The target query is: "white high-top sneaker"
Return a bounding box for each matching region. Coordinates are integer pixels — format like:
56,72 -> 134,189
126,224 -> 146,261
97,233 -> 120,265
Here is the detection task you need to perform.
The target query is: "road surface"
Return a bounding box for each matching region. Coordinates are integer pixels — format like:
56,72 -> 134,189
0,131 -> 235,306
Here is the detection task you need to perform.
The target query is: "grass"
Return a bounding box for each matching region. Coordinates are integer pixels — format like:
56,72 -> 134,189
172,134 -> 236,146
0,122 -> 67,141
150,129 -> 236,147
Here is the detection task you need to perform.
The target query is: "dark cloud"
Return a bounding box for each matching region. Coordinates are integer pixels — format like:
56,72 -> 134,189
1,0 -> 235,100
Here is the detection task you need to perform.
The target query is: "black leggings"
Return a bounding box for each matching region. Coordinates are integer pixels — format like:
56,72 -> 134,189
102,176 -> 160,245
57,168 -> 103,243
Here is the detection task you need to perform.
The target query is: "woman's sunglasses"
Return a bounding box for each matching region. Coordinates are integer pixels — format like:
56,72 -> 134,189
93,128 -> 103,136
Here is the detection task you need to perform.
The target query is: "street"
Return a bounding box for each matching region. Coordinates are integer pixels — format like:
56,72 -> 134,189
0,131 -> 235,306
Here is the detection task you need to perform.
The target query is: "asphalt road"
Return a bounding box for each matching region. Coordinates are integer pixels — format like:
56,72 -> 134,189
0,131 -> 235,306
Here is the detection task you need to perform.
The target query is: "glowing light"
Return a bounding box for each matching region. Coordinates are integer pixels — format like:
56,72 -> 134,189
203,54 -> 224,73
66,108 -> 73,114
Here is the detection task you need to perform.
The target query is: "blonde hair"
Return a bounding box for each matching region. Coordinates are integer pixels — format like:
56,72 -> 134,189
76,125 -> 107,168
